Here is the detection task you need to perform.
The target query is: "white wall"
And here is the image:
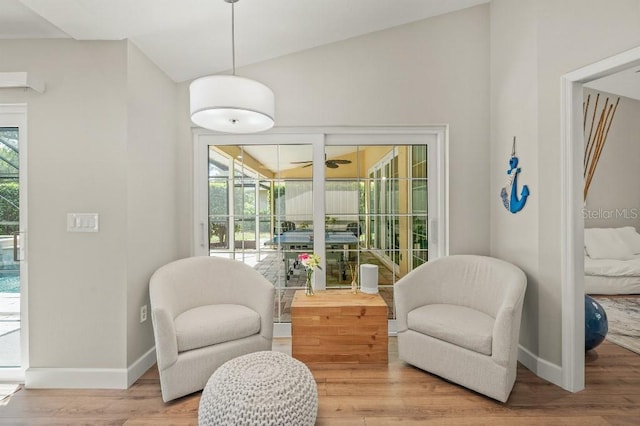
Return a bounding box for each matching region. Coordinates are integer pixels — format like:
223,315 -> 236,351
490,0 -> 542,369
178,4 -> 492,257
176,83 -> 193,258
125,42 -> 178,365
490,0 -> 640,379
0,39 -> 179,382
583,89 -> 640,230
0,40 -> 129,369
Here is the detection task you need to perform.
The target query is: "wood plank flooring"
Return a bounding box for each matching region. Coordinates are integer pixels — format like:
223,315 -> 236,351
1,338 -> 639,425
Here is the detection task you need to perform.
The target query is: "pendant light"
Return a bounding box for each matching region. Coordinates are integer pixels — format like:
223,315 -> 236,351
190,0 -> 275,133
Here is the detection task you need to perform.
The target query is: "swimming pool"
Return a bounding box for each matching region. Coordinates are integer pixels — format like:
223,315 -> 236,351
0,274 -> 19,293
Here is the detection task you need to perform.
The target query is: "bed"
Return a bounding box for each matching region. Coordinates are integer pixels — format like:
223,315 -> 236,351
584,227 -> 640,295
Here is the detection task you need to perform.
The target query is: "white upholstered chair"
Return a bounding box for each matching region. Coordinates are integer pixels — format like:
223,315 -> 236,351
394,255 -> 527,402
149,256 -> 275,402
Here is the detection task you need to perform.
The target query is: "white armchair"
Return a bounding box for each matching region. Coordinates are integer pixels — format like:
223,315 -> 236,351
149,256 -> 275,402
394,255 -> 526,402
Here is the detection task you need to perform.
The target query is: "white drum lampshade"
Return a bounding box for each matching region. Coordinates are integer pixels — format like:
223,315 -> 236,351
190,75 -> 275,133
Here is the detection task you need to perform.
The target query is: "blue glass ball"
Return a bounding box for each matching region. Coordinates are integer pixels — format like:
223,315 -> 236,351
585,295 -> 608,351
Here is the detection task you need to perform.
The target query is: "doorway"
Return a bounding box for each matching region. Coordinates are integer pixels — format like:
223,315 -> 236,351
561,46 -> 640,392
0,104 -> 28,381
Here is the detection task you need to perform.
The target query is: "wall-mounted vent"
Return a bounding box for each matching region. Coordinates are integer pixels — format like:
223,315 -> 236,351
0,72 -> 45,93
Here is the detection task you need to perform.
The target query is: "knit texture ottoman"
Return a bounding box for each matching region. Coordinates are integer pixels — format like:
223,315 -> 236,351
198,351 -> 318,426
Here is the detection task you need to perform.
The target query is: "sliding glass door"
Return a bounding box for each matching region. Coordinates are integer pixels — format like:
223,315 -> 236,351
194,127 -> 447,332
0,105 -> 27,381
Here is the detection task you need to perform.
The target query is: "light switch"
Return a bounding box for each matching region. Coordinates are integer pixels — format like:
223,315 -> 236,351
67,213 -> 99,232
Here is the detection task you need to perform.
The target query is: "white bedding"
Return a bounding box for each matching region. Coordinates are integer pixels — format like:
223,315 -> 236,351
585,254 -> 640,294
585,274 -> 640,295
585,254 -> 640,277
584,227 -> 640,295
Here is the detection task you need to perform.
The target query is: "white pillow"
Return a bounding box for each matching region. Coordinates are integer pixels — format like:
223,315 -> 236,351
616,226 -> 640,254
584,228 -> 635,260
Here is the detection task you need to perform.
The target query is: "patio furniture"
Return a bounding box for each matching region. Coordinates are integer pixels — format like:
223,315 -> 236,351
149,256 -> 275,402
346,222 -> 362,237
394,255 -> 527,402
198,351 -> 318,426
280,221 -> 296,233
266,230 -> 359,280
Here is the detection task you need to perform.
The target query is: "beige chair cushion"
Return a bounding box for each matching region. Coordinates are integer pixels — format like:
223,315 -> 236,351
407,304 -> 494,355
175,304 -> 260,352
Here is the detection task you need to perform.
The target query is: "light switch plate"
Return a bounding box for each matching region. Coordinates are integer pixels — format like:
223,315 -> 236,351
67,213 -> 99,232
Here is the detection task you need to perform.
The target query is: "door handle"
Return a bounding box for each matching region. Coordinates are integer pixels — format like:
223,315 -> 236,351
13,231 -> 20,262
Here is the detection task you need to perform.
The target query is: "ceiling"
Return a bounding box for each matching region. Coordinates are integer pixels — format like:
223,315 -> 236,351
241,145 -> 356,173
585,66 -> 640,101
3,0 -> 638,97
0,0 -> 489,82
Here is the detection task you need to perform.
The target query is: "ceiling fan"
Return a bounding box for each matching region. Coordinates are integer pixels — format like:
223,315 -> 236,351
291,157 -> 352,169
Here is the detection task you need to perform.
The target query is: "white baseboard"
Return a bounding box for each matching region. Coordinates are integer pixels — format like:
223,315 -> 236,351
25,346 -> 157,390
127,346 -> 157,387
25,367 -> 128,389
518,344 -> 563,387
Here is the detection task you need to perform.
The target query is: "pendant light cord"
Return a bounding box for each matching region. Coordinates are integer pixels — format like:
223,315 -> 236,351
231,0 -> 236,75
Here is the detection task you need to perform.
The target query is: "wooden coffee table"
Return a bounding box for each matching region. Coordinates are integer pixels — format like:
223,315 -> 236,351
291,289 -> 388,364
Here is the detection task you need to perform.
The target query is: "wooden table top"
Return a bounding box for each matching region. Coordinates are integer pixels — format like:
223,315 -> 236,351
291,289 -> 387,309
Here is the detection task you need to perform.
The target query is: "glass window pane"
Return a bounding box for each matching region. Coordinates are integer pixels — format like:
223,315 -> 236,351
208,148 -> 229,177
205,140 -> 432,325
208,143 -> 314,324
0,127 -> 19,237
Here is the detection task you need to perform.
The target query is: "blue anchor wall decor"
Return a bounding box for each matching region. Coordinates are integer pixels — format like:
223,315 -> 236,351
500,137 -> 530,214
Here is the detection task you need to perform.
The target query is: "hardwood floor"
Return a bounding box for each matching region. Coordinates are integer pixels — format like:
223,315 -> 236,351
1,338 -> 639,425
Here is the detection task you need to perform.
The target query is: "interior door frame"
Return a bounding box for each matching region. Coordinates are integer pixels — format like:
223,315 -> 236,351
560,46 -> 640,392
0,103 -> 29,381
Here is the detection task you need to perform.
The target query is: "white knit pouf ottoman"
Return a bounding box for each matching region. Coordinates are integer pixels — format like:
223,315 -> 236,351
198,351 -> 318,426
